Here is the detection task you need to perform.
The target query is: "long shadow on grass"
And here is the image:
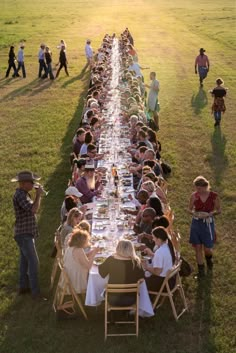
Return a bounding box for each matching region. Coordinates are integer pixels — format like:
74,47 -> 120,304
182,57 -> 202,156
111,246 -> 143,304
0,78 -> 53,102
208,127 -> 228,186
191,87 -> 208,115
0,71 -> 91,353
194,274 -> 216,353
61,65 -> 89,88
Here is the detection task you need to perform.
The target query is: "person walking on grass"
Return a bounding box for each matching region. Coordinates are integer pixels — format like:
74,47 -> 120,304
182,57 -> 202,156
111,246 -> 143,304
45,46 -> 54,80
5,46 -> 18,78
15,44 -> 26,78
210,78 -> 227,127
195,48 -> 210,87
188,176 -> 221,279
11,171 -> 47,301
55,45 -> 69,78
38,44 -> 47,78
85,39 -> 94,68
145,72 -> 160,130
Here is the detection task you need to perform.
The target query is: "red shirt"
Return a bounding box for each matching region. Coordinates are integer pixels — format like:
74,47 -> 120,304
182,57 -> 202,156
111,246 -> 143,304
194,191 -> 217,212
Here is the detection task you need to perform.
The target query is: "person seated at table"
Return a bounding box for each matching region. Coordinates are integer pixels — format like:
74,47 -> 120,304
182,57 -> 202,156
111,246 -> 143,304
64,220 -> 92,250
71,158 -> 87,184
75,162 -> 102,204
98,240 -> 144,306
73,128 -> 86,157
79,131 -> 94,156
60,207 -> 83,249
143,174 -> 167,205
63,229 -> 99,294
142,227 -> 176,292
134,207 -> 156,248
147,196 -> 164,218
60,186 -> 85,222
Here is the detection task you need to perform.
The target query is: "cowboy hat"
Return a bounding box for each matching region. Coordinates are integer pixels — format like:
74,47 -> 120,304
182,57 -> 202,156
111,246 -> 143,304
11,170 -> 41,182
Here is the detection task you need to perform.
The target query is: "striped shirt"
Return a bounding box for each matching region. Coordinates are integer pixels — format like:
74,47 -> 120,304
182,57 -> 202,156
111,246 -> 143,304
13,188 -> 38,237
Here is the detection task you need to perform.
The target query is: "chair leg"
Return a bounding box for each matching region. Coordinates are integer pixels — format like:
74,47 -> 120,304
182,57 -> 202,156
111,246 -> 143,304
169,294 -> 178,321
104,300 -> 108,340
50,259 -> 58,290
73,292 -> 88,320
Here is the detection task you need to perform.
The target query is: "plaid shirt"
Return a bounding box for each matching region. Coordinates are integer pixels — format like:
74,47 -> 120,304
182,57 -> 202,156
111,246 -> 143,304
13,188 -> 38,237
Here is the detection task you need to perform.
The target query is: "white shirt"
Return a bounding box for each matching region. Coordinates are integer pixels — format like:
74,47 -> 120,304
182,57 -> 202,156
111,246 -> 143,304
38,48 -> 45,60
85,44 -> 93,58
152,243 -> 173,277
128,63 -> 142,77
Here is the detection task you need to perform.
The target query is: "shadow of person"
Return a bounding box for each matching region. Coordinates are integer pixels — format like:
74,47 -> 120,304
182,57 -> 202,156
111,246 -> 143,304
0,78 -> 52,102
194,272 -> 216,352
191,87 -> 208,115
61,65 -> 90,88
209,127 -> 228,186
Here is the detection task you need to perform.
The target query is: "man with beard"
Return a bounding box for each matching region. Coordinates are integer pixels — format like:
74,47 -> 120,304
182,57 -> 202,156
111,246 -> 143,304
75,162 -> 102,204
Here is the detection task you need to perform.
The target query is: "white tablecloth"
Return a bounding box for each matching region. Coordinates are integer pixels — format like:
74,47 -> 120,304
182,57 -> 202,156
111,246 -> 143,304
85,265 -> 154,317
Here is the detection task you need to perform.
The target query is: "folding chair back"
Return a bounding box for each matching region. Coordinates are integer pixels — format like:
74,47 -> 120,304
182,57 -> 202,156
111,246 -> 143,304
50,227 -> 63,290
105,280 -> 143,340
53,259 -> 88,320
148,261 -> 188,321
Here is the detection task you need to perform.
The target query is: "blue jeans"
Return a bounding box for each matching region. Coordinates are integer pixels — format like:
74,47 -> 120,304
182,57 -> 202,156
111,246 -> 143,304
214,111 -> 221,123
14,234 -> 40,295
16,61 -> 26,77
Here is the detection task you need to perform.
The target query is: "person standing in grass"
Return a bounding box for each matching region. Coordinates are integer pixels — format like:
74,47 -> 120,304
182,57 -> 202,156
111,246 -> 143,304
210,78 -> 227,127
45,46 -> 54,80
195,48 -> 210,87
11,171 -> 46,300
38,44 -> 47,78
145,72 -> 160,130
188,176 -> 221,278
15,44 -> 26,78
5,46 -> 18,78
55,45 -> 69,78
85,39 -> 94,68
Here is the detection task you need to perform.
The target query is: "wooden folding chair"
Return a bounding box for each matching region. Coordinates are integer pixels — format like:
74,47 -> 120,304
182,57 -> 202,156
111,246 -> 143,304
50,227 -> 63,290
158,177 -> 168,195
53,259 -> 88,320
169,230 -> 181,255
104,280 -> 143,340
164,207 -> 175,233
148,261 -> 188,321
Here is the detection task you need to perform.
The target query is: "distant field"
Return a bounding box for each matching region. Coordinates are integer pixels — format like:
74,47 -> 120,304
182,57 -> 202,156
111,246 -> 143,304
0,1 -> 235,352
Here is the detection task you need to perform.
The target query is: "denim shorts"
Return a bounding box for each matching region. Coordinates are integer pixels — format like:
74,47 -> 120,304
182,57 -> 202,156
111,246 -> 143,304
189,218 -> 214,248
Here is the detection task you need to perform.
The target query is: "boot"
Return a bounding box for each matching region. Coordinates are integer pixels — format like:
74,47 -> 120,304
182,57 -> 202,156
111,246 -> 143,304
205,255 -> 213,270
194,264 -> 205,279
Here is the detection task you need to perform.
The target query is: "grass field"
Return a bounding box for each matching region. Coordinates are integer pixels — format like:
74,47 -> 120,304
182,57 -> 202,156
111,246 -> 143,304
0,0 -> 236,352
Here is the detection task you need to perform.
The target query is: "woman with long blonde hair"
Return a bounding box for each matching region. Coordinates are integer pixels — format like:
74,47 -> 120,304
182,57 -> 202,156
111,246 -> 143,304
98,240 -> 144,306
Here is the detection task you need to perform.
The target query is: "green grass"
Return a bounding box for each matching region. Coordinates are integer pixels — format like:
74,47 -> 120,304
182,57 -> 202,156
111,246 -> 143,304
0,0 -> 236,352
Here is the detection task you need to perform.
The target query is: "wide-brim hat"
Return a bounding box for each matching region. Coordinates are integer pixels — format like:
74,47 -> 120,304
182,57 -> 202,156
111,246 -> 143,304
85,162 -> 95,170
199,48 -> 206,52
11,170 -> 41,182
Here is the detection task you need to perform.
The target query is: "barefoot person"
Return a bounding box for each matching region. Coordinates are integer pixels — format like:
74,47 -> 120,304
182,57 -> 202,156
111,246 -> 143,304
11,171 -> 46,300
188,176 -> 221,278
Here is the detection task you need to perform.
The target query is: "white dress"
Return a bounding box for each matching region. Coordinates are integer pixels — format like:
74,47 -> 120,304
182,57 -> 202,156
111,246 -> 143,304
63,247 -> 88,293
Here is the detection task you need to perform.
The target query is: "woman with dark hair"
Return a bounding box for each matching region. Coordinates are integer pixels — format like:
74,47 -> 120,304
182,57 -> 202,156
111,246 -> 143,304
147,196 -> 163,217
147,128 -> 158,151
6,46 -> 18,78
188,176 -> 221,277
63,229 -> 98,293
55,45 -> 69,78
142,227 -> 176,291
210,78 -> 227,127
79,131 -> 93,156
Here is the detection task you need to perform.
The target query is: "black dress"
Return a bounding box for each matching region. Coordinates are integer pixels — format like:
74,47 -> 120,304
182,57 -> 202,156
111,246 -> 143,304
99,256 -> 144,306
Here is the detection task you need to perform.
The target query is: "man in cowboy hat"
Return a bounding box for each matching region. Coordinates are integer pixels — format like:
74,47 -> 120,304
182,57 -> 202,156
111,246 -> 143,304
11,170 -> 46,300
195,48 -> 210,86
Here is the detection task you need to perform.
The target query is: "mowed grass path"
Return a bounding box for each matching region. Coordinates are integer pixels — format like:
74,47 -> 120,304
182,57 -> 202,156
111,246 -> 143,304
0,1 -> 235,352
